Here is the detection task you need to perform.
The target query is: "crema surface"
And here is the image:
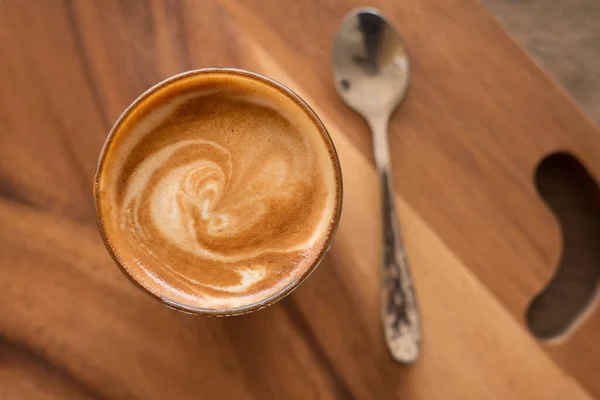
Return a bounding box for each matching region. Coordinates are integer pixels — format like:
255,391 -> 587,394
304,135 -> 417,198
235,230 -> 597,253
95,71 -> 341,312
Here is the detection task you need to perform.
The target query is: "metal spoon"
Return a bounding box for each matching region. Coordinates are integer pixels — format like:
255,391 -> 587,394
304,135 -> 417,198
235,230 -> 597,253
332,8 -> 421,363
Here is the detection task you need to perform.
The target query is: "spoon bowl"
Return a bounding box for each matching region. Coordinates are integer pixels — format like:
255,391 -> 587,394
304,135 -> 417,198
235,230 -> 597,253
333,8 -> 410,120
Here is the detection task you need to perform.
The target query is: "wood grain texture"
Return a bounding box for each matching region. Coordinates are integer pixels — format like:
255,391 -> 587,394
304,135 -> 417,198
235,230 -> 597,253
1,0 -> 599,398
483,0 -> 600,127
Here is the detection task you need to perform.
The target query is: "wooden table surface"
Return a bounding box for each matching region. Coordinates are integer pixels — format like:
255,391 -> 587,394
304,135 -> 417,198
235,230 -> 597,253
2,1 -> 600,399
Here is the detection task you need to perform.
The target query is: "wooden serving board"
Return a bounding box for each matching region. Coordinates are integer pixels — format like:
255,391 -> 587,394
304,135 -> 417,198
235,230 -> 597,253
1,1 -> 600,399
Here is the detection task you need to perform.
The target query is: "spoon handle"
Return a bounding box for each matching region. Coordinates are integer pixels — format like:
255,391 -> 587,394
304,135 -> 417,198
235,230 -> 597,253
370,116 -> 421,364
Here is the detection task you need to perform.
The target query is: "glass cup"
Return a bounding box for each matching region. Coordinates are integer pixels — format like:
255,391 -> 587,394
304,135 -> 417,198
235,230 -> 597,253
94,68 -> 343,316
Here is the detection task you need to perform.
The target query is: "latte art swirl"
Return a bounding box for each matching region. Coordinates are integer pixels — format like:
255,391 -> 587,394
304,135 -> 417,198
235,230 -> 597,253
96,72 -> 341,312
